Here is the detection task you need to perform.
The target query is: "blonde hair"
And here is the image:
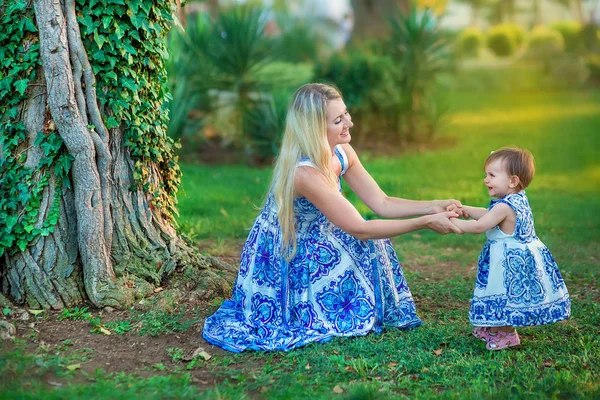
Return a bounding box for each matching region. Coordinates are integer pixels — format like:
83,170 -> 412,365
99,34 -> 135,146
485,146 -> 536,191
270,83 -> 341,258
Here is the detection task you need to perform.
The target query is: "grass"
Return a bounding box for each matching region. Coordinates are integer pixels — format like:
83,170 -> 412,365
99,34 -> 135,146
1,88 -> 599,398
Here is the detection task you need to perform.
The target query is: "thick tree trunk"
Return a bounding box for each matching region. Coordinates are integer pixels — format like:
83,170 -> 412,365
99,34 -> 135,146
1,0 -> 229,309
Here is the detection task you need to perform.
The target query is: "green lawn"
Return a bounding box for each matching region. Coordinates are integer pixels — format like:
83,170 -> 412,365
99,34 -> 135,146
2,89 -> 599,399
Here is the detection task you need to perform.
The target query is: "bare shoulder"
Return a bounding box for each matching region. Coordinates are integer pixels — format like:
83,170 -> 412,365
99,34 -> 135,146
294,165 -> 326,190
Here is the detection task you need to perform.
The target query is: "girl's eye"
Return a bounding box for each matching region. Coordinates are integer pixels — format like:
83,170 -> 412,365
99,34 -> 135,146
334,119 -> 342,125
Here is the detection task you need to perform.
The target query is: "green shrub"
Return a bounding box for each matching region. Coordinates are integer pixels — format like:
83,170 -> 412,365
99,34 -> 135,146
457,27 -> 485,57
526,25 -> 565,59
499,23 -> 526,48
487,25 -> 517,57
551,20 -> 582,53
585,54 -> 600,82
580,23 -> 600,52
313,51 -> 400,144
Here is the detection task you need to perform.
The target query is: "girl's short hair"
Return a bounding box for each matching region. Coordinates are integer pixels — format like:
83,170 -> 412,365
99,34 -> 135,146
485,146 -> 535,190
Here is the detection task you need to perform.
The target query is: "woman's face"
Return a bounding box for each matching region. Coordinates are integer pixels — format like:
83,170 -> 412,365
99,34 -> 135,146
326,98 -> 353,150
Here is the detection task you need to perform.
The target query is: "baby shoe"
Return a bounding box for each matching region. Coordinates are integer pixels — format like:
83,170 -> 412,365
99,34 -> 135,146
486,329 -> 520,351
472,326 -> 491,341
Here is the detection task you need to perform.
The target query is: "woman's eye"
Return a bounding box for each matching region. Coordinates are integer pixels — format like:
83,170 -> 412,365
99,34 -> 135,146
334,119 -> 342,125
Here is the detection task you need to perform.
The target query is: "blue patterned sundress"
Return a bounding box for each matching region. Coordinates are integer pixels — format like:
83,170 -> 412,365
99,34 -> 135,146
470,191 -> 570,327
203,145 -> 422,352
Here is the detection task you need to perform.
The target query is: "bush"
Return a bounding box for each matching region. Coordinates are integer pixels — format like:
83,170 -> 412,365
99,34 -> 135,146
457,27 -> 484,57
526,26 -> 565,59
500,23 -> 526,48
551,21 -> 582,53
585,54 -> 600,82
487,25 -> 517,57
580,23 -> 600,52
313,51 -> 401,144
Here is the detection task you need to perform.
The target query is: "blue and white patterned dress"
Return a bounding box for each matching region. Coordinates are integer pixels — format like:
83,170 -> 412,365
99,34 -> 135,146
470,191 -> 570,327
203,145 -> 422,352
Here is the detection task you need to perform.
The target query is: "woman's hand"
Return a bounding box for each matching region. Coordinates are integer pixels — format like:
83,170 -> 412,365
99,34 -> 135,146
431,199 -> 463,215
447,203 -> 470,219
425,211 -> 463,234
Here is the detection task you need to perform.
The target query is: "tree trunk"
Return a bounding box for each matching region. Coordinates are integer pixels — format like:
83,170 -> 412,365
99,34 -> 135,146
0,0 -> 229,309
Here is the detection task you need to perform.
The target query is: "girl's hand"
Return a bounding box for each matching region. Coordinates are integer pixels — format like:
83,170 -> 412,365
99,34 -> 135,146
446,203 -> 470,219
426,212 -> 463,234
431,199 -> 463,215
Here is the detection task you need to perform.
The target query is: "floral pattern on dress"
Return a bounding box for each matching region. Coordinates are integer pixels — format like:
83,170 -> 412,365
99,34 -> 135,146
539,246 -> 565,292
476,240 -> 492,289
503,246 -> 545,305
317,270 -> 374,332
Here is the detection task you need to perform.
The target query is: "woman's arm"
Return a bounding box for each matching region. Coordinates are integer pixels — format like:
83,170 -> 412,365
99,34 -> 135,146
450,203 -> 512,234
341,144 -> 462,218
295,166 -> 462,240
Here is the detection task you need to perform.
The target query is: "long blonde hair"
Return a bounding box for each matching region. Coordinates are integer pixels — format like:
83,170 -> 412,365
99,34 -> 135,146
270,83 -> 341,258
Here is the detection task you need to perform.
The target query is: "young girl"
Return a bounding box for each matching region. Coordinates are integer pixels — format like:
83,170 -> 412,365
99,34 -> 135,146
449,147 -> 570,351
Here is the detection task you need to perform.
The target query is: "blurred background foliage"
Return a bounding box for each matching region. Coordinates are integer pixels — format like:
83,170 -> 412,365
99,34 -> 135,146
166,0 -> 600,163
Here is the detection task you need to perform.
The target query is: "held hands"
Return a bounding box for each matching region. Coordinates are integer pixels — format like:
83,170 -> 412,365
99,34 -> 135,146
446,203 -> 471,219
426,212 -> 463,235
431,199 -> 463,215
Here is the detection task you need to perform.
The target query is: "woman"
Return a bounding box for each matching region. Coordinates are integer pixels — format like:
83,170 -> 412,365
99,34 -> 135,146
203,83 -> 462,352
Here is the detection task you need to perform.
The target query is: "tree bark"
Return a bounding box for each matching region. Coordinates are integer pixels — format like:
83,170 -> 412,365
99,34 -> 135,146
1,0 -> 228,309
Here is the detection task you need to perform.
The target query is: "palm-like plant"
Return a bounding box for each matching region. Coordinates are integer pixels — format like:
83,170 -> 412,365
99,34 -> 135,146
387,5 -> 452,140
167,5 -> 302,159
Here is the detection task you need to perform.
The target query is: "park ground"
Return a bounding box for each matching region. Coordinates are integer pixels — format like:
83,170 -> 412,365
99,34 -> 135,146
1,89 -> 599,399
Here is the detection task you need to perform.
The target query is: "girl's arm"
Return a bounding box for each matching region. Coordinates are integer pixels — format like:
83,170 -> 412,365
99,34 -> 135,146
295,166 -> 463,240
450,203 -> 513,234
462,205 -> 488,220
341,144 -> 462,218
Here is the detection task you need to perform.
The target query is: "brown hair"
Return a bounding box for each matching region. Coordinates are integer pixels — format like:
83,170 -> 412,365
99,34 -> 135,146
484,146 -> 535,190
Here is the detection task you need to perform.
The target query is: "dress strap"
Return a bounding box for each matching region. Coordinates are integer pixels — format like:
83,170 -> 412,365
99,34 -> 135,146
297,158 -> 317,169
334,145 -> 349,175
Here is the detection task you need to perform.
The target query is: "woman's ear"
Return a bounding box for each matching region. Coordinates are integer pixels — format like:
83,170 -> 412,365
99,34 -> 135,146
509,175 -> 521,189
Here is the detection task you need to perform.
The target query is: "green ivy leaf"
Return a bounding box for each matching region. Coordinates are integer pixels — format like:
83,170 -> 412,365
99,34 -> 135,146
94,32 -> 107,49
16,239 -> 27,252
14,79 -> 29,96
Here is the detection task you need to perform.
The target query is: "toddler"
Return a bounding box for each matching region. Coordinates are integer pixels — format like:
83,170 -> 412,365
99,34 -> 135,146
449,147 -> 570,350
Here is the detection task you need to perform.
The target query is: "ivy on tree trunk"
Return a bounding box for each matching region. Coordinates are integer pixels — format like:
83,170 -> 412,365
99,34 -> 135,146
0,0 -> 230,309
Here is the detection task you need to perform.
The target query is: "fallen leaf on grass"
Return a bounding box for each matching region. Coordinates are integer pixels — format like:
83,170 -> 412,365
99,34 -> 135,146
433,349 -> 443,356
28,309 -> 45,316
305,363 -> 311,370
333,385 -> 343,394
184,346 -> 212,361
220,208 -> 228,217
98,327 -> 111,335
66,363 -> 81,371
153,287 -> 163,293
387,362 -> 397,367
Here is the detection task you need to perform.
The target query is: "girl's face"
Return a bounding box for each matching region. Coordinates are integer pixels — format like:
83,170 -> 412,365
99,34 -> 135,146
326,98 -> 353,150
484,158 -> 520,198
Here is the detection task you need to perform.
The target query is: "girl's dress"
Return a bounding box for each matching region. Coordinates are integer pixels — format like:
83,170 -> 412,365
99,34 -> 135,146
470,191 -> 570,327
203,145 -> 422,352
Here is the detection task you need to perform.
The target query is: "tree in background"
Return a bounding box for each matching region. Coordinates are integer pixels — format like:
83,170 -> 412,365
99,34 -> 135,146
0,0 -> 227,309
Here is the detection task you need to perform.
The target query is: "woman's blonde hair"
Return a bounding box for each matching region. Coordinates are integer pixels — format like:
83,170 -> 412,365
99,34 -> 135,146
270,83 -> 342,258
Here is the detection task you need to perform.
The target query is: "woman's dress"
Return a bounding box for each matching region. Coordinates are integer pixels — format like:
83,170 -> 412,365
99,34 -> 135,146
203,145 -> 422,352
